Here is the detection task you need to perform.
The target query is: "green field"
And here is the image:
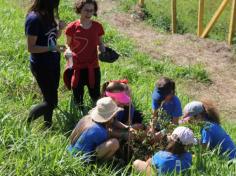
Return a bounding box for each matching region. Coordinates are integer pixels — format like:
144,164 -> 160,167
120,0 -> 233,42
0,0 -> 236,175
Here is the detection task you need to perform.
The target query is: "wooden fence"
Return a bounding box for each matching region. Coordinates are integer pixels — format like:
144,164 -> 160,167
138,0 -> 236,45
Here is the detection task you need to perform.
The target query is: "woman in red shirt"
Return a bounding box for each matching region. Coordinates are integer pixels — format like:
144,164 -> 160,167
64,0 -> 105,109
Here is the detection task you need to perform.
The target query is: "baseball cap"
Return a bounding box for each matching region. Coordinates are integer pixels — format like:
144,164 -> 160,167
183,101 -> 204,118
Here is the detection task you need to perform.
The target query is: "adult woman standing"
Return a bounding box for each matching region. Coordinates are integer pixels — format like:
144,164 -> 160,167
25,0 -> 66,127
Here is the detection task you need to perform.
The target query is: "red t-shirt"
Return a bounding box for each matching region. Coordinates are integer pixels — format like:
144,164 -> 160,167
65,20 -> 104,65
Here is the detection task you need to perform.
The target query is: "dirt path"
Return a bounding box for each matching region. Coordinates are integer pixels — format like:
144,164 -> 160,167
98,0 -> 236,121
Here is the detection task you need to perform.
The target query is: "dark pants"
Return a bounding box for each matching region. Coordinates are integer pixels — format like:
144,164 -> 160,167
28,63 -> 60,127
73,67 -> 101,106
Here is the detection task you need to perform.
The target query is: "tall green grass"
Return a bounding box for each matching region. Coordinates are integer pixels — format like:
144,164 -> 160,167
0,0 -> 235,175
120,0 -> 233,41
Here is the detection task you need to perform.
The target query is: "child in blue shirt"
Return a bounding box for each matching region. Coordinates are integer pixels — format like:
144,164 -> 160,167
101,80 -> 144,140
133,126 -> 195,175
105,81 -> 143,128
68,97 -> 122,160
182,100 -> 236,160
151,77 -> 182,128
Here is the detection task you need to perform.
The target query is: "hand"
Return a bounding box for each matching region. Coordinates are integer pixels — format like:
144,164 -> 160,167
58,20 -> 67,30
56,45 -> 66,52
129,127 -> 135,133
64,48 -> 73,59
99,44 -> 106,53
147,126 -> 155,134
154,132 -> 163,142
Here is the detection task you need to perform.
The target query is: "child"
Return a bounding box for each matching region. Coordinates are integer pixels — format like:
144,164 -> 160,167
102,80 -> 144,131
182,100 -> 236,160
68,97 -> 121,160
25,0 -> 66,127
64,0 -> 105,108
151,77 -> 182,127
133,126 -> 195,175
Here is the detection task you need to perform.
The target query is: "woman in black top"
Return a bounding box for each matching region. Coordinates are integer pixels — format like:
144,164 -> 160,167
25,0 -> 66,127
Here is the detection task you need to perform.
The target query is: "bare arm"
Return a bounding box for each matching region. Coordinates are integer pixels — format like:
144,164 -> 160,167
27,35 -> 66,53
131,123 -> 144,130
113,120 -> 129,129
27,35 -> 49,53
98,36 -> 105,52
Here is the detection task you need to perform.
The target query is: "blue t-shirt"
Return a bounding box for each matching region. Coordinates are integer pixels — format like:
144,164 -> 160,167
68,122 -> 108,154
201,122 -> 236,160
152,151 -> 192,174
25,12 -> 60,69
152,95 -> 182,119
116,105 -> 143,124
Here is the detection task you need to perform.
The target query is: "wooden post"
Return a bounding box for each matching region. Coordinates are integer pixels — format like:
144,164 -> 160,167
171,0 -> 177,33
201,0 -> 229,38
198,0 -> 205,36
139,0 -> 144,7
228,0 -> 236,45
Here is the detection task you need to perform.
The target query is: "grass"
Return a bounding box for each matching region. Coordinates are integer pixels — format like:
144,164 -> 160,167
0,0 -> 235,175
120,0 -> 233,42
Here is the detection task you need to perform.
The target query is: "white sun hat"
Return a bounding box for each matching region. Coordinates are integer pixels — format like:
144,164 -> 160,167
90,97 -> 123,123
171,126 -> 197,145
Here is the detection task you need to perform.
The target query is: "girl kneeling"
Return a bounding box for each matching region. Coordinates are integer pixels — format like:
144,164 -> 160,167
182,100 -> 236,160
133,127 -> 196,175
68,97 -> 122,160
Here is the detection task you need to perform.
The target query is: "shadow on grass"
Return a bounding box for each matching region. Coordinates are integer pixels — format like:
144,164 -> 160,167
55,95 -> 93,136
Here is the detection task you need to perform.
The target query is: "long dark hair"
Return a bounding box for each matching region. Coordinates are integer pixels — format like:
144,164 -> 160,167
28,0 -> 60,26
155,77 -> 176,107
166,139 -> 186,155
201,100 -> 220,124
70,115 -> 94,145
101,81 -> 126,97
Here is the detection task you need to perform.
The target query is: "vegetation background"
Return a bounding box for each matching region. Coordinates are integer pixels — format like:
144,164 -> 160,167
121,0 -> 233,41
0,0 -> 236,175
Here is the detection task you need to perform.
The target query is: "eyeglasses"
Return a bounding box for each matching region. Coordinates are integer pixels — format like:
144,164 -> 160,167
83,8 -> 94,13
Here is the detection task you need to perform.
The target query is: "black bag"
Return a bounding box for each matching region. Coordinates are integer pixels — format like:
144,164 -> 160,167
98,47 -> 120,63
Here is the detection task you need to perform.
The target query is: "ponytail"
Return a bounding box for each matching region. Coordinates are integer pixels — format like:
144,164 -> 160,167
201,100 -> 220,124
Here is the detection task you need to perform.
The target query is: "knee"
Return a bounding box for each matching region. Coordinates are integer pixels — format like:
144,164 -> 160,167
133,159 -> 141,168
133,159 -> 147,172
109,138 -> 120,152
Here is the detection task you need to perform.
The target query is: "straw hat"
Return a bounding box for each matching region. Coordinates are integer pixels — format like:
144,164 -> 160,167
90,97 -> 123,123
